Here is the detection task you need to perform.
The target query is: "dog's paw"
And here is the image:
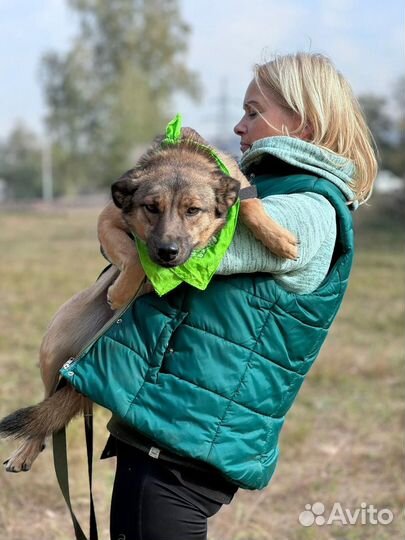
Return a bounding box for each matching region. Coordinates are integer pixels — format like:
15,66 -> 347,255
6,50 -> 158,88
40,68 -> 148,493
262,228 -> 299,260
3,440 -> 45,473
4,455 -> 30,473
274,232 -> 299,260
107,282 -> 140,310
107,286 -> 126,311
106,292 -> 114,309
3,459 -> 30,473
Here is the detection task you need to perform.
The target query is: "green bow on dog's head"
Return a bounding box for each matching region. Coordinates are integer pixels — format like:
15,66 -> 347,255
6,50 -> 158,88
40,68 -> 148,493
163,113 -> 183,144
136,114 -> 239,296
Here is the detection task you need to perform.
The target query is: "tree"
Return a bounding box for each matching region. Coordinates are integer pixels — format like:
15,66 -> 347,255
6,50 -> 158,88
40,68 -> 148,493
0,124 -> 42,199
359,77 -> 405,178
40,0 -> 200,193
393,76 -> 405,146
358,95 -> 393,149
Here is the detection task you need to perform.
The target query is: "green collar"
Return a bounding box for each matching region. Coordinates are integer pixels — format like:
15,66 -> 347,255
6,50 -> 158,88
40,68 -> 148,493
136,114 -> 239,296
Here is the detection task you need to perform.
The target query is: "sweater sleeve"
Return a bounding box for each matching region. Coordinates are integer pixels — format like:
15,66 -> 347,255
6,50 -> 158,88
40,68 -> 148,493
216,193 -> 337,293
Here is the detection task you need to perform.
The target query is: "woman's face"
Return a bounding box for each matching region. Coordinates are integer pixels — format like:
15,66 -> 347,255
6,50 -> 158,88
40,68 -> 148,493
234,79 -> 305,153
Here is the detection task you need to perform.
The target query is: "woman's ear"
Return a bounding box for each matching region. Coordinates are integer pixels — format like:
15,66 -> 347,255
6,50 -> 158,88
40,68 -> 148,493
301,121 -> 314,141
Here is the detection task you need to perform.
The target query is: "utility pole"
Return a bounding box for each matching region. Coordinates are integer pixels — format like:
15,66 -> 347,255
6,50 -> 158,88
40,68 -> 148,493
41,138 -> 53,202
216,77 -> 231,146
213,77 -> 241,155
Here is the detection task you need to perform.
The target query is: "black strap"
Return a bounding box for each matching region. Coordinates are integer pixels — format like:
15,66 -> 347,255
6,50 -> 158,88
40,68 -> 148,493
239,185 -> 258,200
53,426 -> 88,540
53,401 -> 99,540
84,404 -> 98,540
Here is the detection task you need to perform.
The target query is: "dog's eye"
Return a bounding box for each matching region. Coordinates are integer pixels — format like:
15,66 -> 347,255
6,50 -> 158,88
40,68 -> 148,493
143,204 -> 159,214
186,207 -> 201,216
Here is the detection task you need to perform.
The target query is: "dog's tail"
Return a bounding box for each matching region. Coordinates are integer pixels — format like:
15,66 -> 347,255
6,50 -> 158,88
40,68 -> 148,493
0,385 -> 85,440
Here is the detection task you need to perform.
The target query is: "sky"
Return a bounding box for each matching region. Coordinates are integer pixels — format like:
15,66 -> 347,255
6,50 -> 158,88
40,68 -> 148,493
0,0 -> 403,144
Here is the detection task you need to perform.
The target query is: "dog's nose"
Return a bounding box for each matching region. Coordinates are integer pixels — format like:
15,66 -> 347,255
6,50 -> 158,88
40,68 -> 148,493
157,243 -> 179,262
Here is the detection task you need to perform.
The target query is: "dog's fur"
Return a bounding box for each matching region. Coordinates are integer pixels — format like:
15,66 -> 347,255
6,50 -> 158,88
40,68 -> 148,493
0,128 -> 297,472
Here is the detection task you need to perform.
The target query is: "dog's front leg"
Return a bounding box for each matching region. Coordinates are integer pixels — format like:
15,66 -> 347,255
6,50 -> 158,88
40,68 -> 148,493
98,202 -> 146,309
215,157 -> 299,260
239,198 -> 298,259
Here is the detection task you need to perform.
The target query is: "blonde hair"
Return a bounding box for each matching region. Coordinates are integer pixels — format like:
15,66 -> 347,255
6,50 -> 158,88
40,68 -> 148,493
254,52 -> 378,204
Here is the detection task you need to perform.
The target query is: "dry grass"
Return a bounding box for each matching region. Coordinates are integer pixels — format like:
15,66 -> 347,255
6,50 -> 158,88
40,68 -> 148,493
0,194 -> 404,540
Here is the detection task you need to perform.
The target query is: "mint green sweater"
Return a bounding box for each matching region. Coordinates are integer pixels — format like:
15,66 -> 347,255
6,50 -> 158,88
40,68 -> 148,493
217,137 -> 356,294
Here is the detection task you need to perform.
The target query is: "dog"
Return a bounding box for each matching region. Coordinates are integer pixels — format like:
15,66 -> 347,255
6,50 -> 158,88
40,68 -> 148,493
0,127 -> 297,472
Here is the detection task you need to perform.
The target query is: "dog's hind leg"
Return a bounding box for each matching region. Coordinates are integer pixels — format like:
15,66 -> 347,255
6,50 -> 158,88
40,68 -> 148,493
3,332 -> 80,473
3,438 -> 46,473
1,385 -> 86,472
2,266 -> 119,473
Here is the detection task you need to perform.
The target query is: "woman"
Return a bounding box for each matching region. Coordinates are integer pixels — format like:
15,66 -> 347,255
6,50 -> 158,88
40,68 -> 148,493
67,52 -> 378,539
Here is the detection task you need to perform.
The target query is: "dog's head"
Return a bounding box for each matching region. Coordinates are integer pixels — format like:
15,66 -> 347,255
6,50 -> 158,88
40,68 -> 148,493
111,139 -> 240,267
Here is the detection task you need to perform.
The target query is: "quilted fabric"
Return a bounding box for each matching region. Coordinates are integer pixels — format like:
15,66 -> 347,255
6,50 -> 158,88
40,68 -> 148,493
60,173 -> 354,490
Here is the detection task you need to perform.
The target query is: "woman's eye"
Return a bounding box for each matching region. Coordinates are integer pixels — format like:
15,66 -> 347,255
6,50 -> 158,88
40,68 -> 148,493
144,204 -> 159,214
186,207 -> 201,216
248,111 -> 257,118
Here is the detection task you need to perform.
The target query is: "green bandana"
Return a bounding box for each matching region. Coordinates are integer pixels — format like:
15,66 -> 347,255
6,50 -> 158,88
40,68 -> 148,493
136,114 -> 240,296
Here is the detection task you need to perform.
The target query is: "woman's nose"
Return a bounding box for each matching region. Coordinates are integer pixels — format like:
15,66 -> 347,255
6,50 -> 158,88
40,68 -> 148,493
234,118 -> 246,136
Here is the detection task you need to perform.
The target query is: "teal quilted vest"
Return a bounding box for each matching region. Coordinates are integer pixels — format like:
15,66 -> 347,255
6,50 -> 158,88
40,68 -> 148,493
60,173 -> 354,490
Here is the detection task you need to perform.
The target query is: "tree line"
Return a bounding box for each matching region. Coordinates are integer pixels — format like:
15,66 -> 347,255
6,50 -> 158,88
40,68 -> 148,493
1,1 -> 403,199
0,0 -> 200,199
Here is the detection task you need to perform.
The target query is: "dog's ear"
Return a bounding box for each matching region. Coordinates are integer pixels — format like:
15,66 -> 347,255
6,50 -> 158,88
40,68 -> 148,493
111,169 -> 142,211
181,127 -> 209,146
214,175 -> 241,218
151,133 -> 166,148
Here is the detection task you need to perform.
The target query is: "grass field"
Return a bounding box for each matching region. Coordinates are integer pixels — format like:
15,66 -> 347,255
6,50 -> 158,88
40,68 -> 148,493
0,194 -> 404,540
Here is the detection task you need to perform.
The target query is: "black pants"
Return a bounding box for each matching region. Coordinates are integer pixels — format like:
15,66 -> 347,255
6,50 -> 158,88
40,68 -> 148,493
110,439 -> 225,540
